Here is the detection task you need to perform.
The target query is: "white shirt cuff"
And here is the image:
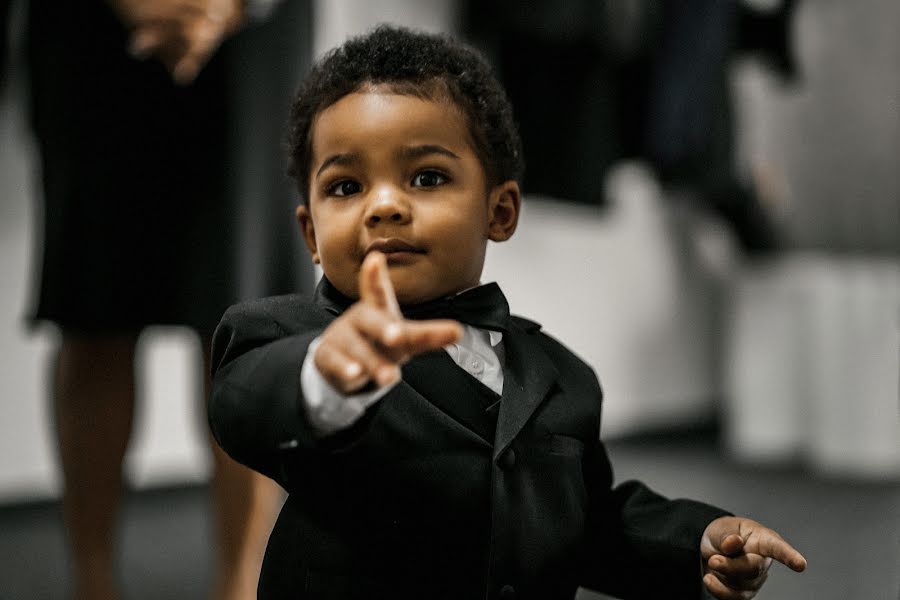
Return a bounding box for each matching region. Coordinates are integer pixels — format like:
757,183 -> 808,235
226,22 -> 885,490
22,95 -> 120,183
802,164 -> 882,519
300,337 -> 397,436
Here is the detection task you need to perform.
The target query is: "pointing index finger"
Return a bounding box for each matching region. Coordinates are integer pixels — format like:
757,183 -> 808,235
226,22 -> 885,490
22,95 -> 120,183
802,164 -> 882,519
359,252 -> 401,317
758,534 -> 808,573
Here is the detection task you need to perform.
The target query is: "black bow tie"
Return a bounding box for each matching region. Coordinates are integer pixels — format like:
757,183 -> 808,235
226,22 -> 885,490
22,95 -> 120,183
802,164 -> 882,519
316,278 -> 511,333
400,283 -> 510,333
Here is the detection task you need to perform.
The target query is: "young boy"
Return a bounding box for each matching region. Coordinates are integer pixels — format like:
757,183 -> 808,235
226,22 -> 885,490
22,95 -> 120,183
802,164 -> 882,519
209,25 -> 806,600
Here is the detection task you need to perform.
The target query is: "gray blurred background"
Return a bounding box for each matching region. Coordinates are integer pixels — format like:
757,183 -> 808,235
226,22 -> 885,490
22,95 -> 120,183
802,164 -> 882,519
1,0 -> 898,599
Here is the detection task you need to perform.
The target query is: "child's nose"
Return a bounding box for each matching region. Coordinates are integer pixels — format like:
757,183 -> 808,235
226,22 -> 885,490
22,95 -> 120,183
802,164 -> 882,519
364,187 -> 411,226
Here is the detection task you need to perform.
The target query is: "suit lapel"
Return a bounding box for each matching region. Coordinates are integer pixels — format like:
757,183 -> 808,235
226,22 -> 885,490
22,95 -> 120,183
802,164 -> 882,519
493,321 -> 559,460
315,276 -> 557,456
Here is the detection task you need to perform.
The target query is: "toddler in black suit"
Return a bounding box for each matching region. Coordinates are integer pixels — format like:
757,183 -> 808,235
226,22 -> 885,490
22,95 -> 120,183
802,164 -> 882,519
209,25 -> 806,599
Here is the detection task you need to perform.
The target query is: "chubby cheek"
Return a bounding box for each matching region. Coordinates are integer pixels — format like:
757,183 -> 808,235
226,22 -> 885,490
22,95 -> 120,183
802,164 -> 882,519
442,212 -> 488,251
433,225 -> 488,279
316,229 -> 362,296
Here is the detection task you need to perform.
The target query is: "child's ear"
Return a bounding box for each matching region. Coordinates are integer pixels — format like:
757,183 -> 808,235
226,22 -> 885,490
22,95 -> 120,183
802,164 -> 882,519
487,180 -> 521,242
295,204 -> 320,264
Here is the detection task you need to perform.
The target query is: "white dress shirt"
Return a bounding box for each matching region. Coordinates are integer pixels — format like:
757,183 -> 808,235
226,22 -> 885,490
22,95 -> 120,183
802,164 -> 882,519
301,324 -> 505,436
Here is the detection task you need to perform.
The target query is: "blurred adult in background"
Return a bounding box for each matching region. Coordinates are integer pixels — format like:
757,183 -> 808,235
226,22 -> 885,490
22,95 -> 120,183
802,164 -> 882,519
640,0 -> 798,255
22,0 -> 312,598
464,0 -> 799,255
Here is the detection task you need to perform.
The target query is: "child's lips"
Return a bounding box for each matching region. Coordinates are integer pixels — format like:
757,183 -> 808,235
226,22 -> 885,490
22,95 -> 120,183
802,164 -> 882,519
365,238 -> 426,257
365,239 -> 426,266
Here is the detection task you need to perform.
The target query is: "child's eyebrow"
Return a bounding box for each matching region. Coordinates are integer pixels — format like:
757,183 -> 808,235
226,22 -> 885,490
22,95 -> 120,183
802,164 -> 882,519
316,152 -> 361,179
398,144 -> 461,161
315,145 -> 461,179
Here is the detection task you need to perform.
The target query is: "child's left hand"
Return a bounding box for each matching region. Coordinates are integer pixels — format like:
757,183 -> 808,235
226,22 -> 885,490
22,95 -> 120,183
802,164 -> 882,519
701,516 -> 807,599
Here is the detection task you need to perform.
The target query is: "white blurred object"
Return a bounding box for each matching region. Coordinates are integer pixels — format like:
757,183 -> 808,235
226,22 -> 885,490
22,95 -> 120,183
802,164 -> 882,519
0,63 -> 60,502
733,1 -> 900,254
724,263 -> 808,462
726,254 -> 900,479
313,0 -> 458,57
126,329 -> 211,488
484,162 -> 726,437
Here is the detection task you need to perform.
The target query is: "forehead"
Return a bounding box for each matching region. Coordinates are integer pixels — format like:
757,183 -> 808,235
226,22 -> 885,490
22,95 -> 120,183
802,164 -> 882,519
310,90 -> 474,160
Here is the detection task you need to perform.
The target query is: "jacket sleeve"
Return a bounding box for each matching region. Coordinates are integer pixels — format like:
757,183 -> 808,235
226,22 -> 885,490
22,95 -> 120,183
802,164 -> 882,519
578,402 -> 730,598
208,300 -> 326,486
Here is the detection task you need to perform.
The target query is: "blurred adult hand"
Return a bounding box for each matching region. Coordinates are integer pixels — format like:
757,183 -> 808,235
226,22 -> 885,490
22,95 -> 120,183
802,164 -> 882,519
107,0 -> 245,84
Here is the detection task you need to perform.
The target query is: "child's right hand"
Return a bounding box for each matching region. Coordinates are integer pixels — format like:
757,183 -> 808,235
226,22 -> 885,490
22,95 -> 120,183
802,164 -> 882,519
313,252 -> 463,394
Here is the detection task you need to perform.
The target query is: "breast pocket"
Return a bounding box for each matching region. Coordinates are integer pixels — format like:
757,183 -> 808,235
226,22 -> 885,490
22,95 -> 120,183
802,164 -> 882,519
548,433 -> 585,458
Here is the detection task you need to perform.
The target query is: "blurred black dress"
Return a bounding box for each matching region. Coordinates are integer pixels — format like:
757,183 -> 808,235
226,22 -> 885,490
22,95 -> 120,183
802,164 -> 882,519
25,0 -> 313,335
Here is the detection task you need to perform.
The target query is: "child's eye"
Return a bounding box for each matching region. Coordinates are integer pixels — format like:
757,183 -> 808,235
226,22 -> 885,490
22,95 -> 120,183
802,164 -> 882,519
328,180 -> 362,197
411,170 -> 448,188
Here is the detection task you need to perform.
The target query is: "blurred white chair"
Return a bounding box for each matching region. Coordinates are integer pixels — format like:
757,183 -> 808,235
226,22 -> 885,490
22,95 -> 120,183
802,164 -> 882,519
725,254 -> 900,479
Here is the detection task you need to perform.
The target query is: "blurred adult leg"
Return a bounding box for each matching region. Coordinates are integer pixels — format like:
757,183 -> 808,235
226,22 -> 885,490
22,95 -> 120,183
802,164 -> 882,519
53,332 -> 139,600
202,338 -> 284,600
644,0 -> 781,253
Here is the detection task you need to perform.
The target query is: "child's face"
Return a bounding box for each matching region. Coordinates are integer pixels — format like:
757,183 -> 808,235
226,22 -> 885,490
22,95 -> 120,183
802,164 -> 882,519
297,88 -> 520,305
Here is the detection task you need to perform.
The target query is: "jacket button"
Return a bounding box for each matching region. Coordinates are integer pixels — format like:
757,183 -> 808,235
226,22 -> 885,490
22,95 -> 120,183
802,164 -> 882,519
499,584 -> 516,599
498,448 -> 516,470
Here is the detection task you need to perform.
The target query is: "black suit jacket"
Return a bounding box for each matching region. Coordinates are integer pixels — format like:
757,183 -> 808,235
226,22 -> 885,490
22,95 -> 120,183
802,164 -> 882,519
209,283 -> 728,599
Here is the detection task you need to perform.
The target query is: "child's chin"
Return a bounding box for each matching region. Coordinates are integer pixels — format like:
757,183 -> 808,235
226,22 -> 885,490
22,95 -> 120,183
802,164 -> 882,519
393,286 -> 446,306
389,271 -> 469,306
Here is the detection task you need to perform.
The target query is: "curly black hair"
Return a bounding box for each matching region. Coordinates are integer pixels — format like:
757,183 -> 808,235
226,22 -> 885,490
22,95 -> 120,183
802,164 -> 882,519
286,25 -> 524,202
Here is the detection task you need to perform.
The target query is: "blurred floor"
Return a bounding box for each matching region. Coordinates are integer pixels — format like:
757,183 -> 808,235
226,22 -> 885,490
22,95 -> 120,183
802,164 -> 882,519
1,429 -> 897,600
